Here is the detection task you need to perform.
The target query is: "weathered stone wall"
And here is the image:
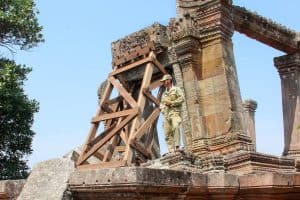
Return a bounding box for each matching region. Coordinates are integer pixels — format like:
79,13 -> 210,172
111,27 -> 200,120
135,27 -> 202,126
17,156 -> 76,200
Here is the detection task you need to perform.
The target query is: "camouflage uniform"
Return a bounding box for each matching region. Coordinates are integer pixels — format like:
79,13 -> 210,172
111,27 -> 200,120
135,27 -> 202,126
160,86 -> 185,152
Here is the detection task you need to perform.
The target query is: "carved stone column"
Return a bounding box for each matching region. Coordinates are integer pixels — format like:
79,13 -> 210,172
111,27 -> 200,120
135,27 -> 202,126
243,99 -> 258,151
173,36 -> 208,154
274,53 -> 300,159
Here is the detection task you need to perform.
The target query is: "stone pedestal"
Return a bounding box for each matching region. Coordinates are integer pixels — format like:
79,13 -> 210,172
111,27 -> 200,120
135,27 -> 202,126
274,53 -> 300,159
243,99 -> 258,151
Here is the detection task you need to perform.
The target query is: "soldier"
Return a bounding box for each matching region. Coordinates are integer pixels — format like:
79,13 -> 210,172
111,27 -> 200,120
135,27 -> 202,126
160,74 -> 185,153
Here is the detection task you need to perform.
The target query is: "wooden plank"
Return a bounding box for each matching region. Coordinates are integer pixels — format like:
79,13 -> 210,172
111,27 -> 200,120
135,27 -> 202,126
117,74 -> 131,92
133,108 -> 160,140
109,76 -> 138,108
102,135 -> 120,162
102,116 -> 123,162
77,160 -> 126,170
103,96 -> 123,106
130,140 -> 151,159
120,131 -> 128,145
78,113 -> 137,165
88,123 -> 117,147
110,56 -> 151,76
145,118 -> 158,151
104,100 -> 122,129
143,88 -> 160,107
151,56 -> 167,74
123,62 -> 154,164
115,146 -> 126,152
91,109 -> 136,123
91,151 -> 104,161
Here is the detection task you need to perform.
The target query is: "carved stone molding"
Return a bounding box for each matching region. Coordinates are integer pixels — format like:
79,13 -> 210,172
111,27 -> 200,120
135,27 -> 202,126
193,1 -> 234,43
173,36 -> 200,57
168,15 -> 201,43
177,0 -> 232,9
274,53 -> 300,76
111,23 -> 169,67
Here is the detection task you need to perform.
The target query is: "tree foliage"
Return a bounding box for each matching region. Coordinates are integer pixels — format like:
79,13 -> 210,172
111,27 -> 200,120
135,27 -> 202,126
0,0 -> 43,51
0,0 -> 42,180
0,59 -> 39,179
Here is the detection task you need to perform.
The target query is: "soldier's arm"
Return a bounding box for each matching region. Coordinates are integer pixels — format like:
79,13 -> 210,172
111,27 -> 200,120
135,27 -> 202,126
170,87 -> 185,106
160,97 -> 168,114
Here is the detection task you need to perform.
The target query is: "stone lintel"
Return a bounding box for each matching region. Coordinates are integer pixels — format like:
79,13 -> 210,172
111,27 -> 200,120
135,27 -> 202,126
233,6 -> 298,54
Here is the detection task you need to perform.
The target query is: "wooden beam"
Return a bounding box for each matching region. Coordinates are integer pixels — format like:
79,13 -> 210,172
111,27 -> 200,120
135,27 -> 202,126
130,140 -> 151,159
117,74 -> 131,92
120,130 -> 128,145
102,116 -> 123,162
88,123 -> 117,147
115,146 -> 126,152
103,96 -> 123,106
110,56 -> 152,76
151,57 -> 168,74
77,160 -> 126,170
109,76 -> 138,108
102,135 -> 120,162
143,88 -> 160,107
77,113 -> 137,165
91,108 -> 137,123
123,61 -> 154,165
133,108 -> 160,140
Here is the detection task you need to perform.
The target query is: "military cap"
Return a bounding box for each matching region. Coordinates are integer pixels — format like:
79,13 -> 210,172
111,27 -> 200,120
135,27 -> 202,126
160,74 -> 172,82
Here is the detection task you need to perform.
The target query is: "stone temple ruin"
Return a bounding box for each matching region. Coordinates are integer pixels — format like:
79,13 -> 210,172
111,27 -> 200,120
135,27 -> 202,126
2,0 -> 300,199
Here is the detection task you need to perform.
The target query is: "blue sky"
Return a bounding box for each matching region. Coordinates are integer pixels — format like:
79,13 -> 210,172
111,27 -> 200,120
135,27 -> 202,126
12,0 -> 300,167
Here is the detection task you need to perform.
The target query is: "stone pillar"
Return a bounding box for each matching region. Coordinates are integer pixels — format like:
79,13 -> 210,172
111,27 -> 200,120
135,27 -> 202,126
274,53 -> 300,159
243,99 -> 258,151
172,36 -> 208,153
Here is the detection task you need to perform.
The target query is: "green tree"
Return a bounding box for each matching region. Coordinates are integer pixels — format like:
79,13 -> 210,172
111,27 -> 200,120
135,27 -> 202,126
0,0 -> 43,51
0,0 -> 43,179
0,59 -> 39,179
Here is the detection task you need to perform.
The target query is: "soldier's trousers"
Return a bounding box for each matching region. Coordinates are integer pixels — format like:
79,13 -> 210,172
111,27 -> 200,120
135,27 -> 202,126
163,112 -> 181,152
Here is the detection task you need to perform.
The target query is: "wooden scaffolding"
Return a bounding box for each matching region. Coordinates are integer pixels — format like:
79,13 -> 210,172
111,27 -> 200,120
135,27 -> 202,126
76,43 -> 167,169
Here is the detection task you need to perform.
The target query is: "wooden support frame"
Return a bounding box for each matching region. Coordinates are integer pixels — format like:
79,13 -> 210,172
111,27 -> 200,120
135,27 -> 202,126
77,48 -> 167,169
